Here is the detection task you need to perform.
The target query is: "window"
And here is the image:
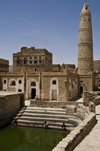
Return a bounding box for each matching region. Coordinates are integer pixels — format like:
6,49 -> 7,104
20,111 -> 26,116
69,90 -> 71,97
52,80 -> 56,85
69,79 -> 71,85
30,61 -> 32,64
39,56 -> 41,59
75,79 -> 77,84
72,82 -> 74,89
24,58 -> 27,64
30,57 -> 32,59
17,60 -> 20,64
34,68 -> 37,72
39,60 -> 41,64
4,89 -> 6,91
34,56 -> 37,59
46,60 -> 48,65
31,81 -> 36,86
4,80 -> 6,84
34,60 -> 37,64
10,81 -> 16,86
18,89 -> 22,92
19,80 -> 22,84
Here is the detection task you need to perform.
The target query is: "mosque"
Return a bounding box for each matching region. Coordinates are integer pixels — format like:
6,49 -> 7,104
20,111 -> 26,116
0,3 -> 99,101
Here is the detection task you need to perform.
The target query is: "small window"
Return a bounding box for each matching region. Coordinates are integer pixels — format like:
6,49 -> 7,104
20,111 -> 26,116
4,89 -> 6,91
86,7 -> 88,10
39,56 -> 41,59
4,80 -> 6,84
31,81 -> 36,86
52,80 -> 56,85
34,56 -> 37,59
30,57 -> 32,59
46,60 -> 48,65
26,68 -> 27,70
18,89 -> 22,92
34,68 -> 37,72
19,80 -> 22,84
99,84 -> 100,87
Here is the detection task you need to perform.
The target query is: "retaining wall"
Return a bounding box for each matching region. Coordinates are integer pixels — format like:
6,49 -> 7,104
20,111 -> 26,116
52,104 -> 96,151
0,92 -> 24,127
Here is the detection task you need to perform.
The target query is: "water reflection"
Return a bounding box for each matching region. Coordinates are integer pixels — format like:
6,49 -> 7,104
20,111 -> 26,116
0,126 -> 69,151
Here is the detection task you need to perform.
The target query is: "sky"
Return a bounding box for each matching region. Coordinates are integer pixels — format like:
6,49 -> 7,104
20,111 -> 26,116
0,0 -> 100,66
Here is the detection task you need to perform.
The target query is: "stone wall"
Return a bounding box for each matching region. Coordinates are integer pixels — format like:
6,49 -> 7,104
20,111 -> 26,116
0,92 -> 24,127
52,104 -> 96,151
30,100 -> 82,108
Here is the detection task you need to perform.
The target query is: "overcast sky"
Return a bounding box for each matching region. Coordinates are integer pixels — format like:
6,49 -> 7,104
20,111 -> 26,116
0,0 -> 100,66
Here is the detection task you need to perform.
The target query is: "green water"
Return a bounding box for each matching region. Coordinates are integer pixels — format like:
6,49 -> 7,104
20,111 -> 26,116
0,126 -> 69,151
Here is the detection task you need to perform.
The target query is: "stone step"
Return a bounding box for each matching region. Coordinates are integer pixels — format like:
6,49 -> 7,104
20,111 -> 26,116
26,107 -> 66,112
23,109 -> 67,115
18,116 -> 69,123
17,120 -> 74,127
17,122 -> 74,131
18,112 -> 79,120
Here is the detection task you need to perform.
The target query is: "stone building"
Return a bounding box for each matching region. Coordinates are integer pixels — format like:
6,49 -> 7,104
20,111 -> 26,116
0,58 -> 9,72
0,46 -> 79,101
78,3 -> 94,93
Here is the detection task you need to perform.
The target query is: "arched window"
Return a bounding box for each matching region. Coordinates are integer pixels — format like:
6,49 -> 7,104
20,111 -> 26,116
52,80 -> 56,85
19,80 -> 22,84
10,81 -> 16,86
31,81 -> 36,86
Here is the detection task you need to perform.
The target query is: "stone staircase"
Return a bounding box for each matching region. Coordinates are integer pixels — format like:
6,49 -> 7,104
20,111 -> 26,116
14,106 -> 83,131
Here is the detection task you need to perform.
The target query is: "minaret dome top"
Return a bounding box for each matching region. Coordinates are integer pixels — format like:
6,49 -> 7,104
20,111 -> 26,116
81,3 -> 91,15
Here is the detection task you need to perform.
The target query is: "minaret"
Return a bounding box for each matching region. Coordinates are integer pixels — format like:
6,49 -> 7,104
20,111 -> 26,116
78,3 -> 94,92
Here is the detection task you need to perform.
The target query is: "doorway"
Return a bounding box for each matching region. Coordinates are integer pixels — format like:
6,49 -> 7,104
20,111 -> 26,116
31,88 -> 36,99
52,90 -> 57,100
80,86 -> 83,94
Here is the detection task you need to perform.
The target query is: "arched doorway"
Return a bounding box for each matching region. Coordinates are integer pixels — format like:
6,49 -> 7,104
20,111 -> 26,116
80,86 -> 83,94
50,78 -> 58,101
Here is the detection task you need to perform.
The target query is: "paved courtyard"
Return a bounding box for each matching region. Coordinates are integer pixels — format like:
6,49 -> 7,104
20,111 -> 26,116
74,105 -> 100,151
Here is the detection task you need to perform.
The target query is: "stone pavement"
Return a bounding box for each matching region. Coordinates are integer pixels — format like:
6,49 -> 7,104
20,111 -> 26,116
74,105 -> 100,151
